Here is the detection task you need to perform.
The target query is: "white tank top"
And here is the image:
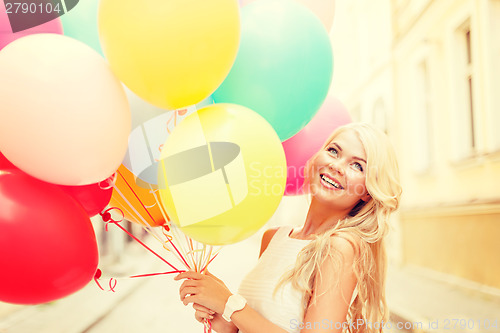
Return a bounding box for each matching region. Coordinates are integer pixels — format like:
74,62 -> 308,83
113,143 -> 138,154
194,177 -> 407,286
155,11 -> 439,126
238,226 -> 310,333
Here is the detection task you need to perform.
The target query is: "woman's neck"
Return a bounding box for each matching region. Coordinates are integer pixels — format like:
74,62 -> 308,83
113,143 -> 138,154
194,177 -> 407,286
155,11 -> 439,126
294,198 -> 350,239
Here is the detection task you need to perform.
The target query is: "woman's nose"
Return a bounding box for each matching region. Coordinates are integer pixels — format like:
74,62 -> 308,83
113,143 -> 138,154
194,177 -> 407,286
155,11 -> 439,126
328,159 -> 345,176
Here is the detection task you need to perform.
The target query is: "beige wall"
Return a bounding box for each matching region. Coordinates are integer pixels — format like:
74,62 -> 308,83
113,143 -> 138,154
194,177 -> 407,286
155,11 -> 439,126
401,202 -> 500,289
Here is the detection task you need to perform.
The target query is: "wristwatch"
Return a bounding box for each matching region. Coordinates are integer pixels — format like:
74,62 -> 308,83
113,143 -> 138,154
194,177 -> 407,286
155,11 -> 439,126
222,294 -> 247,322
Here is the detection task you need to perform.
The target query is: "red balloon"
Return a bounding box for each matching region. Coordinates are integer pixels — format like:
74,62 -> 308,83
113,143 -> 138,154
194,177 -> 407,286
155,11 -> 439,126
0,169 -> 99,305
1,151 -> 112,217
0,151 -> 16,169
282,96 -> 351,195
58,178 -> 114,217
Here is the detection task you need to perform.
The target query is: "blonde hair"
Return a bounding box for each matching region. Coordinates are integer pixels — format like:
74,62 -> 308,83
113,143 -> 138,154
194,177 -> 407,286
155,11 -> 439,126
277,123 -> 402,333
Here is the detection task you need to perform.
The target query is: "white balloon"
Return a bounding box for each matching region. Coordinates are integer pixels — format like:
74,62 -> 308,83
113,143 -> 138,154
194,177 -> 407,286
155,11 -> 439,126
0,34 -> 131,185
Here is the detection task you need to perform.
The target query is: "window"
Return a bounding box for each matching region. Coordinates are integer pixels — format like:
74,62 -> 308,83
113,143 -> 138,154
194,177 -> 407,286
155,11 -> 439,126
464,28 -> 476,150
488,0 -> 500,151
450,19 -> 477,160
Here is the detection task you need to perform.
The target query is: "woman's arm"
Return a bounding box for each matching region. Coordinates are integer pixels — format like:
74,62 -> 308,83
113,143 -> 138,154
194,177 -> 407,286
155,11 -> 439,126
300,236 -> 358,333
232,236 -> 358,333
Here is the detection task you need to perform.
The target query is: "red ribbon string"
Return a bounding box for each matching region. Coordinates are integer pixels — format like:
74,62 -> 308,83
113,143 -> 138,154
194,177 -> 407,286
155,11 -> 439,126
94,268 -> 117,292
94,269 -> 104,291
201,253 -> 219,274
204,318 -> 212,333
129,270 -> 185,279
99,210 -> 182,273
108,278 -> 117,292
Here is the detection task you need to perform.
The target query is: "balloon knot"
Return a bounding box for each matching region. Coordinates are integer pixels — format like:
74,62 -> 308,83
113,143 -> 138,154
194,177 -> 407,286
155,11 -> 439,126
99,207 -> 124,231
101,212 -> 112,222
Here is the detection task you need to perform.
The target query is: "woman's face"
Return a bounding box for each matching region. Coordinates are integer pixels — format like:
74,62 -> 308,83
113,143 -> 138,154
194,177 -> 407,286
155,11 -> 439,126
309,129 -> 370,211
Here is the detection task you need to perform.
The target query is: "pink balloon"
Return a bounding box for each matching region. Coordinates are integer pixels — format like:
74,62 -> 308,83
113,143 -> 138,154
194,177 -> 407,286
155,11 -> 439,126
241,0 -> 335,31
282,96 -> 351,195
0,0 -> 63,50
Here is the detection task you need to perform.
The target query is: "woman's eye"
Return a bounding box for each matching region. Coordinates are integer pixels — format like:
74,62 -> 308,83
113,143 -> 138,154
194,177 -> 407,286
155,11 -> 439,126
353,162 -> 363,172
327,147 -> 338,156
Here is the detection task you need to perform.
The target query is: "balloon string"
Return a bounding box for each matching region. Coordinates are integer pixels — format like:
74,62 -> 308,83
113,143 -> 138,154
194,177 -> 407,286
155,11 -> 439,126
147,184 -> 171,223
94,269 -> 104,291
161,228 -> 192,270
112,184 -> 152,227
110,184 -> 168,252
99,173 -> 117,190
201,252 -> 219,274
117,170 -> 159,226
94,268 -> 117,292
147,184 -> 192,270
164,230 -> 191,269
109,278 -> 117,292
129,270 -> 185,278
204,318 -> 212,333
100,209 -> 181,272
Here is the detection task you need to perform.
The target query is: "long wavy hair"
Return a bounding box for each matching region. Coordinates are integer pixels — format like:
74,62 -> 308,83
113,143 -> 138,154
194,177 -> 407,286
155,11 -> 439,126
277,123 -> 402,333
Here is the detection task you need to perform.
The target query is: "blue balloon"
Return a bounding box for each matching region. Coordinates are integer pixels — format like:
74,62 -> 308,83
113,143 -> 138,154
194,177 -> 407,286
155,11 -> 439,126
213,0 -> 333,141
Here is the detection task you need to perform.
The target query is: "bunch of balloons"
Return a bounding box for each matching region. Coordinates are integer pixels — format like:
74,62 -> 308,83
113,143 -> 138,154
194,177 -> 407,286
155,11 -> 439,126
0,0 -> 343,306
0,3 -> 127,304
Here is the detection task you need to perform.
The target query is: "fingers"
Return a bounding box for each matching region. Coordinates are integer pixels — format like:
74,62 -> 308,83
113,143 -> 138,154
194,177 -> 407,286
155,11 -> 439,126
174,271 -> 204,281
180,278 -> 199,291
182,294 -> 199,306
180,287 -> 199,301
193,303 -> 215,315
195,310 -> 213,322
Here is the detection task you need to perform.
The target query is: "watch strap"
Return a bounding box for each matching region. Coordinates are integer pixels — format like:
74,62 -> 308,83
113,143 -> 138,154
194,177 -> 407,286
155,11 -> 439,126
222,294 -> 247,322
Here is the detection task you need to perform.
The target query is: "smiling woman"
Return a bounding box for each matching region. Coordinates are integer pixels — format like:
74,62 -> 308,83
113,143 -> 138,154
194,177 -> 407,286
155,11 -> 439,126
308,129 -> 372,212
176,123 -> 402,333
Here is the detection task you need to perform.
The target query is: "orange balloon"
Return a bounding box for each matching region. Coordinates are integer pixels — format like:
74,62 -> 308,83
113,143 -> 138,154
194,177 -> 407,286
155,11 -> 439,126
109,165 -> 168,227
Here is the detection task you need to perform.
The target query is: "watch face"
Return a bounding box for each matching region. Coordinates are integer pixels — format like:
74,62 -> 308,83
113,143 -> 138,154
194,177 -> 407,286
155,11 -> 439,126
228,294 -> 247,311
223,295 -> 247,322
233,296 -> 246,308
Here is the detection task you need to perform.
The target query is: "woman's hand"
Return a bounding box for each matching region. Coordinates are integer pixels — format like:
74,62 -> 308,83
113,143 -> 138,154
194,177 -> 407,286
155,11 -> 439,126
193,304 -> 237,333
191,303 -> 214,321
175,270 -> 233,314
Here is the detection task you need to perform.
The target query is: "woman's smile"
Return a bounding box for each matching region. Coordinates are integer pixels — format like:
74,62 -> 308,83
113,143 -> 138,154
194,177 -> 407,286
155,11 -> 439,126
319,173 -> 344,190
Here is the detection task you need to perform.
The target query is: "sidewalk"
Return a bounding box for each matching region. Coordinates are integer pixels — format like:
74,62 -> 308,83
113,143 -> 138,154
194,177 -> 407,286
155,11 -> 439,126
0,232 -> 262,333
386,265 -> 500,333
2,228 -> 499,333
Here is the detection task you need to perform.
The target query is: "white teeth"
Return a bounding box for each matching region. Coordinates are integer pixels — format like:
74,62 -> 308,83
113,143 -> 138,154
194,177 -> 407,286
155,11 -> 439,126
321,174 -> 341,189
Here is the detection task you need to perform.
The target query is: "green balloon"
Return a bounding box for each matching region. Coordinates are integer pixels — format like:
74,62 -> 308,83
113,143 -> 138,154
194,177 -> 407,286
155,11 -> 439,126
61,0 -> 103,56
213,0 -> 333,141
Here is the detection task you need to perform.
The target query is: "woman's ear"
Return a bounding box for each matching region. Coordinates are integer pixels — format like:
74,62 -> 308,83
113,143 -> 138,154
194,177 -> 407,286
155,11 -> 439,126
361,192 -> 371,202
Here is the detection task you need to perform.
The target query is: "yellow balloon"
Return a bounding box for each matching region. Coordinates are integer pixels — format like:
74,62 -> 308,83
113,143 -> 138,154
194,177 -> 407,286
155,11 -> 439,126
98,0 -> 240,110
157,104 -> 286,245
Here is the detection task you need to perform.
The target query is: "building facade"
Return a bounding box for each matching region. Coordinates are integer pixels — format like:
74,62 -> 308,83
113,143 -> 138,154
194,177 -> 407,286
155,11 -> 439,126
330,0 -> 500,291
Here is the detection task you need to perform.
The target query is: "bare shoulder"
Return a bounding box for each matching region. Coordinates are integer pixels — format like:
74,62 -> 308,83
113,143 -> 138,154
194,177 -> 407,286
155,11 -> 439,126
259,227 -> 280,258
313,232 -> 360,288
328,231 -> 361,261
